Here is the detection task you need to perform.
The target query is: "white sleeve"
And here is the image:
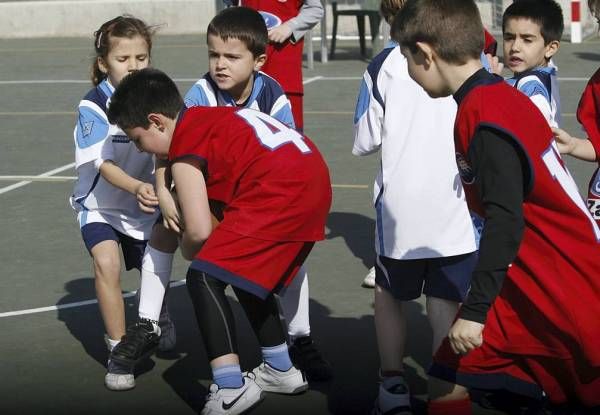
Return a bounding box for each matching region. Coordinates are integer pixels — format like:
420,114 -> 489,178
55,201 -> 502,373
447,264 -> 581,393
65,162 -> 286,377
352,70 -> 383,156
288,0 -> 324,41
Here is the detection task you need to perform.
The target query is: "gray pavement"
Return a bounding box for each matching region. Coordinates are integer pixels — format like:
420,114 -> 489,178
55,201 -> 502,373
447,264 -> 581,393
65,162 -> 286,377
0,35 -> 599,414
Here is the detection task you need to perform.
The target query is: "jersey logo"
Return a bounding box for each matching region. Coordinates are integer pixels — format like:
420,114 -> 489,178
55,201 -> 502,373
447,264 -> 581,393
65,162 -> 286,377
259,11 -> 282,29
221,389 -> 247,410
456,152 -> 475,184
82,121 -> 94,137
591,171 -> 600,197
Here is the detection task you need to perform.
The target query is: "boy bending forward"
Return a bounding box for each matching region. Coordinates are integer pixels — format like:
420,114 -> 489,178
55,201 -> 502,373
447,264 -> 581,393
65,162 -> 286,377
108,68 -> 331,414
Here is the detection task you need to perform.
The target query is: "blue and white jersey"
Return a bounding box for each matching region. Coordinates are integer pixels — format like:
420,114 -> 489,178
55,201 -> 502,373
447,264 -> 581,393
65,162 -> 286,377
353,43 -> 477,259
506,64 -> 561,128
70,79 -> 158,240
184,71 -> 295,128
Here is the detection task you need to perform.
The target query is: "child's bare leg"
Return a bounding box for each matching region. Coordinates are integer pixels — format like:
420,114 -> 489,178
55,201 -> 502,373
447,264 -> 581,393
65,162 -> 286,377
374,283 -> 406,372
92,240 -> 125,341
426,296 -> 459,354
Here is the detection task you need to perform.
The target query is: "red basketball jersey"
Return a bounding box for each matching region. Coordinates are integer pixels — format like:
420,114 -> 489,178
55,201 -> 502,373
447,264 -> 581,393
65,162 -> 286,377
168,106 -> 331,242
242,0 -> 305,93
454,75 -> 600,367
576,67 -> 600,225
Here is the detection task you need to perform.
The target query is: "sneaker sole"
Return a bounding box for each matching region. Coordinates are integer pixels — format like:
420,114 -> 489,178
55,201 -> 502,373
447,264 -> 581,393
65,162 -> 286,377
260,382 -> 309,395
104,374 -> 135,391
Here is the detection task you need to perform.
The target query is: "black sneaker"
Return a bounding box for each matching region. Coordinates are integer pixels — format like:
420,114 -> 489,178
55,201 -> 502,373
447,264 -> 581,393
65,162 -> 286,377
110,319 -> 160,366
289,335 -> 333,381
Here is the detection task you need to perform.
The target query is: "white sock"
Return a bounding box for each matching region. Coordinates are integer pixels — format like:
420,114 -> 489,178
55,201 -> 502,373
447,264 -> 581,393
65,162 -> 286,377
107,337 -> 120,352
138,245 -> 174,322
279,264 -> 311,339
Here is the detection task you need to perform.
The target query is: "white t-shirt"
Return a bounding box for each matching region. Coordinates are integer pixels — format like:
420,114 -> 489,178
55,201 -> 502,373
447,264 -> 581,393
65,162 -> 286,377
353,44 -> 477,259
70,80 -> 158,240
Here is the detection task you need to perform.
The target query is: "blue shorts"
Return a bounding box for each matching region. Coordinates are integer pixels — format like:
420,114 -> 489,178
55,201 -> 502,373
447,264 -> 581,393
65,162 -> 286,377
81,222 -> 147,271
375,252 -> 477,302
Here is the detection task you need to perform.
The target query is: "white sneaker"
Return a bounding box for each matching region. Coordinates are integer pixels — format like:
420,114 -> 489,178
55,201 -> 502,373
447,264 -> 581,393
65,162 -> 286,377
201,375 -> 264,415
372,377 -> 411,414
249,363 -> 308,394
104,359 -> 135,391
362,267 -> 376,288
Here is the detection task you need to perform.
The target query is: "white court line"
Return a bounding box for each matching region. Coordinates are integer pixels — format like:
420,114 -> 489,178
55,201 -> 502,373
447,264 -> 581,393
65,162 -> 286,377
0,280 -> 186,318
0,175 -> 76,181
0,163 -> 75,195
0,76 -> 589,85
303,76 -> 324,85
0,76 -> 329,85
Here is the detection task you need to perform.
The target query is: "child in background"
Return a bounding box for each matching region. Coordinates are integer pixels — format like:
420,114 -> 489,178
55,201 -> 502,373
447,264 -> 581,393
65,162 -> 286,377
503,0 -> 563,128
69,15 -> 165,391
353,0 -> 477,412
393,0 -> 600,412
239,0 -> 324,132
553,0 -> 600,226
112,7 -> 332,382
107,68 -> 332,414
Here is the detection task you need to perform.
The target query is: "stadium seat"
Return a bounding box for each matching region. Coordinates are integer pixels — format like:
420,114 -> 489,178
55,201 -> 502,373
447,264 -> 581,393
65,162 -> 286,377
329,1 -> 381,59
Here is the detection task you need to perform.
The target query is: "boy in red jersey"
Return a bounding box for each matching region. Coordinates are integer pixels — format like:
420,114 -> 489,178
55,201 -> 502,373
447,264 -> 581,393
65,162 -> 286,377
107,68 -> 331,414
392,0 -> 600,414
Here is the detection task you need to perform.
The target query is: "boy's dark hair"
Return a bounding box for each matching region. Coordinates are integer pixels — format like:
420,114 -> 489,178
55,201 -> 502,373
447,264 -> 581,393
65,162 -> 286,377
207,7 -> 268,57
590,0 -> 600,20
391,0 -> 484,65
92,15 -> 155,86
502,0 -> 564,44
107,68 -> 183,130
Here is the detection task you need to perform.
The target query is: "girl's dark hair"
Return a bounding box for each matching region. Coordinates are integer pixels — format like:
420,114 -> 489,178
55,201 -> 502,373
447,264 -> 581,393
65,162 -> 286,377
207,7 -> 268,57
91,15 -> 155,86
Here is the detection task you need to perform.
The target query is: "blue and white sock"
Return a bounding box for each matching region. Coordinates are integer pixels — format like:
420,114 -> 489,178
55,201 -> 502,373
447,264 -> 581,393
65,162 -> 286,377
261,343 -> 293,371
212,364 -> 243,389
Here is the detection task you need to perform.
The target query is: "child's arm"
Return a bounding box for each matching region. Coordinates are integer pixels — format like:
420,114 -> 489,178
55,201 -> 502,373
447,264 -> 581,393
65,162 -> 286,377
450,128 -> 526,355
99,160 -> 158,213
552,127 -> 598,162
269,0 -> 324,44
171,158 -> 212,260
155,158 -> 183,233
352,70 -> 383,156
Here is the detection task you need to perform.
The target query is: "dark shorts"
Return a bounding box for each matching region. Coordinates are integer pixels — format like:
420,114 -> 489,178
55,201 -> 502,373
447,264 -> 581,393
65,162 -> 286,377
81,222 -> 147,271
375,252 -> 477,302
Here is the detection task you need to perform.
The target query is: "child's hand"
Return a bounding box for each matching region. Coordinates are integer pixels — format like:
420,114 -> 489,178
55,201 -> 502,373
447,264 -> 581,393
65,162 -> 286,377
136,182 -> 159,213
552,127 -> 576,154
158,189 -> 183,234
448,318 -> 484,355
268,23 -> 293,44
485,53 -> 504,76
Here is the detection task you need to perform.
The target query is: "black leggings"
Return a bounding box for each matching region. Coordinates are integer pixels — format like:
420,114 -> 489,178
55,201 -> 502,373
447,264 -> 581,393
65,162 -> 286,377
186,268 -> 286,361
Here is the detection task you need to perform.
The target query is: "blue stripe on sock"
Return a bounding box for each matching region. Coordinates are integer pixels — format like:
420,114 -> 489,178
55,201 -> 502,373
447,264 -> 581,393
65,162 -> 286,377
213,364 -> 243,389
261,343 -> 292,371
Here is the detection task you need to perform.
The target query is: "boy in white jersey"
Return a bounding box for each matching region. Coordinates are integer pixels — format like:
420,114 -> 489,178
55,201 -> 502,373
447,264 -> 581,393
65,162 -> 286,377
503,0 -> 563,128
112,6 -> 332,382
352,0 -> 478,412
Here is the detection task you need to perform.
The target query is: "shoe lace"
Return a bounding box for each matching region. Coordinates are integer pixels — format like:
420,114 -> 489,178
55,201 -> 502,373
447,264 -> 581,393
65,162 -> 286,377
114,321 -> 156,356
